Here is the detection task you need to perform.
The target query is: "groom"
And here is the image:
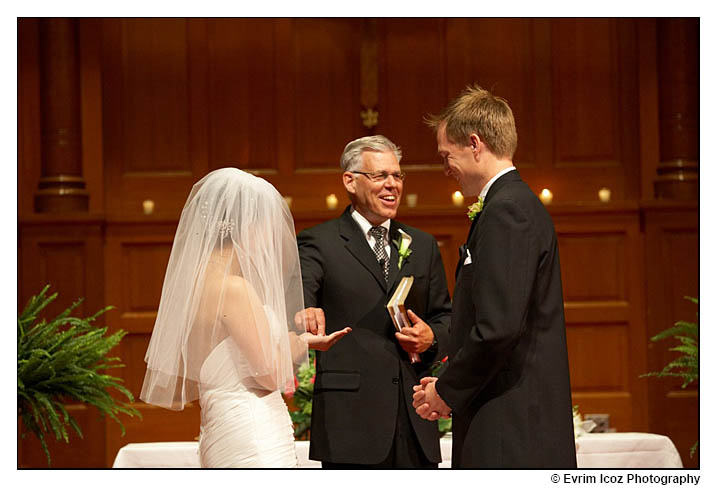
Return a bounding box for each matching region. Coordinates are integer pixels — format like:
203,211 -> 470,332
412,85 -> 577,468
297,135 -> 451,468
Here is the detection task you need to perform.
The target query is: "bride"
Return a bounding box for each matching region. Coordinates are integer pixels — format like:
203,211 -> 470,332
140,168 -> 350,467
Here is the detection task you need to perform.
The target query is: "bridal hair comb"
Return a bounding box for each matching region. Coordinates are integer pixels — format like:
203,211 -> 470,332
216,220 -> 235,238
199,200 -> 234,238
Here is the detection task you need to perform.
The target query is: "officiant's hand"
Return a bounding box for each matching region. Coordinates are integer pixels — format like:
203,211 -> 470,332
296,307 -> 326,335
301,327 -> 352,352
412,377 -> 451,421
395,309 -> 434,354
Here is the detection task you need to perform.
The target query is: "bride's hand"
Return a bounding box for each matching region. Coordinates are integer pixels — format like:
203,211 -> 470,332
301,327 -> 352,351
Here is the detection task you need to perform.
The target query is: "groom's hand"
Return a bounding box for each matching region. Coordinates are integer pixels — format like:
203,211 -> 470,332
412,377 -> 451,421
395,309 -> 434,354
295,307 -> 326,335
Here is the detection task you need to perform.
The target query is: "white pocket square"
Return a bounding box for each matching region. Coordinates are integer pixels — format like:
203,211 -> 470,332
463,249 -> 472,265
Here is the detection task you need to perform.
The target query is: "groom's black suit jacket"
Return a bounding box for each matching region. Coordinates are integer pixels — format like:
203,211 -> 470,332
436,170 -> 577,468
298,207 -> 451,464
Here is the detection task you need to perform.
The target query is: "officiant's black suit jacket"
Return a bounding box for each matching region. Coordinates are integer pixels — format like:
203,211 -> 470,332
436,170 -> 577,468
298,207 -> 451,465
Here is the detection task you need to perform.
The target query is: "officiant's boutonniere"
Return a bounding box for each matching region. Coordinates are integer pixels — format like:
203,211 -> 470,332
467,197 -> 484,221
392,229 -> 413,269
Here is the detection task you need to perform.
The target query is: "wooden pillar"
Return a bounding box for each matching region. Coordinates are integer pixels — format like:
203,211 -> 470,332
34,18 -> 89,213
654,18 -> 699,200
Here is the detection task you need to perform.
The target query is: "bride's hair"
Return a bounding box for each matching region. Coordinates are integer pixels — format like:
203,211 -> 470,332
140,167 -> 307,410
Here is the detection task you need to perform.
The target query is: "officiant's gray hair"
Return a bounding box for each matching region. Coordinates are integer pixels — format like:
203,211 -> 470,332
340,135 -> 403,172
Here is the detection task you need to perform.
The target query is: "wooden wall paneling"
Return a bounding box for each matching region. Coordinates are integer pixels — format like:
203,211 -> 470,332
122,19 -> 191,173
18,220 -> 107,467
615,19 -> 641,201
552,19 -> 621,167
442,18 -> 552,204
19,403 -> 108,468
104,221 -> 176,378
102,18 -> 208,219
19,221 -> 105,337
643,204 -> 699,467
567,323 -> 630,391
187,19 -> 210,181
551,19 -> 618,202
549,19 -> 639,204
567,323 -> 634,431
374,19 -> 470,211
637,19 -> 660,201
292,19 -> 363,172
553,207 -> 646,432
79,19 -> 105,215
18,18 -> 42,219
248,19 -> 366,213
205,18 -> 278,172
103,221 -> 201,465
445,18 -> 538,171
269,18 -> 344,210
274,18 -> 297,178
377,18 -> 446,166
527,18 -> 558,197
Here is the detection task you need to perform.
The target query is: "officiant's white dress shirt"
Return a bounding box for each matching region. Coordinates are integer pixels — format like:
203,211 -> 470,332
351,207 -> 392,259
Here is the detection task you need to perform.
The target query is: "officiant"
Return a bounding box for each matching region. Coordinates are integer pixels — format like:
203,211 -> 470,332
297,135 -> 451,468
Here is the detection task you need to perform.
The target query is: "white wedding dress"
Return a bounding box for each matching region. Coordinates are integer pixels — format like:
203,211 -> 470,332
140,168 -> 308,468
198,335 -> 297,468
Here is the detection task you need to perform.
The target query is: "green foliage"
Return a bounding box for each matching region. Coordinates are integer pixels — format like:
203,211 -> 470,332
437,416 -> 452,436
642,296 -> 698,387
17,285 -> 141,466
641,296 -> 698,456
287,350 -> 315,439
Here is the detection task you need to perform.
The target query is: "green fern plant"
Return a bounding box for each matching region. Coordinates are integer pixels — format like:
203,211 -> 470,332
17,285 -> 141,466
643,296 -> 698,387
642,296 -> 698,456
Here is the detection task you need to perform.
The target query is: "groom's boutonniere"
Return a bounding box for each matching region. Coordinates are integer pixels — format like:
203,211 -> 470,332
392,229 -> 413,270
467,197 -> 484,221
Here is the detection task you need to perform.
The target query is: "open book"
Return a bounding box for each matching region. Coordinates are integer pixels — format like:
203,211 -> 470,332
387,276 -> 420,363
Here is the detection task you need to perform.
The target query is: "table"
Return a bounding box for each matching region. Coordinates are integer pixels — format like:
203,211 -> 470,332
113,433 -> 682,468
575,433 -> 683,468
112,439 -> 452,468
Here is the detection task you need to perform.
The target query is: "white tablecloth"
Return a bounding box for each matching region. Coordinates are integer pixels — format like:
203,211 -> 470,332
575,433 -> 683,468
112,439 -> 452,468
113,433 -> 682,468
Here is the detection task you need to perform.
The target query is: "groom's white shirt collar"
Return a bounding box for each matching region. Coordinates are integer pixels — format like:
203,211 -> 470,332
351,207 -> 391,255
479,166 -> 516,200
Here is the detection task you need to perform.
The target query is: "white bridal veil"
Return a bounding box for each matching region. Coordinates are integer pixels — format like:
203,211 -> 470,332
140,168 -> 308,410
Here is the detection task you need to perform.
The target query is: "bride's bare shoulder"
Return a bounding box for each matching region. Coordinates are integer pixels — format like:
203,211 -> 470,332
223,276 -> 258,301
220,277 -> 264,322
